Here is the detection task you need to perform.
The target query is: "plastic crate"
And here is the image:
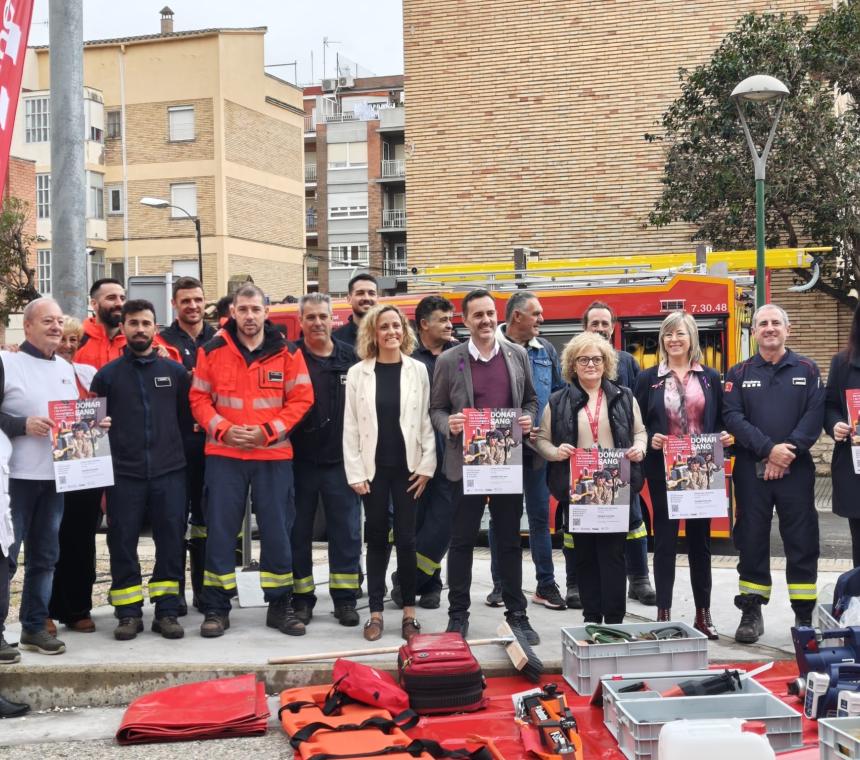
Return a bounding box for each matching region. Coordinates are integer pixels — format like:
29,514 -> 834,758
818,602 -> 841,630
600,669 -> 770,740
820,716 -> 860,759
561,622 -> 708,696
615,692 -> 803,760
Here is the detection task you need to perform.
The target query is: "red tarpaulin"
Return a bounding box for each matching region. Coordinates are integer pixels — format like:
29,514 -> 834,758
0,0 -> 34,199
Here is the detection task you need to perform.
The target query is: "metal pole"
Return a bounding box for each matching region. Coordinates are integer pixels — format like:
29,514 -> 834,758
755,178 -> 766,309
49,0 -> 87,317
194,217 -> 202,284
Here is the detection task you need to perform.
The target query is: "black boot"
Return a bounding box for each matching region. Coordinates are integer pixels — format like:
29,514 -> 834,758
0,694 -> 30,719
267,595 -> 306,636
734,594 -> 765,644
627,575 -> 657,606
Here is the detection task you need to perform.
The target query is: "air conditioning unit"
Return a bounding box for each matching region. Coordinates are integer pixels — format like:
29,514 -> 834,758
338,75 -> 354,89
322,78 -> 338,92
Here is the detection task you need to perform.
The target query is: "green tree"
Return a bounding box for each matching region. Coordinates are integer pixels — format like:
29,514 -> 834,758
647,10 -> 860,306
0,196 -> 41,324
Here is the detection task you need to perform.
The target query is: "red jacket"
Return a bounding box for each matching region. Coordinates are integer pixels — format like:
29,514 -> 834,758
75,317 -> 181,369
190,321 -> 313,461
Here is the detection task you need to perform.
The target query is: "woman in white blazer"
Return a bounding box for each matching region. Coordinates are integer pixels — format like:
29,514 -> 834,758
343,304 -> 436,642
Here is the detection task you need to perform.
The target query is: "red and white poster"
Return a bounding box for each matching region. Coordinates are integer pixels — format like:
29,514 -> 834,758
663,434 -> 727,519
0,0 -> 34,198
462,407 -> 522,495
568,448 -> 630,533
846,389 -> 860,475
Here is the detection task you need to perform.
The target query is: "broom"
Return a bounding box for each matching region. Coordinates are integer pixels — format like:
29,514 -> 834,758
269,622 -> 544,682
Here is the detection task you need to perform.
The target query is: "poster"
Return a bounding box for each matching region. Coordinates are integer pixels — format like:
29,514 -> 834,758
847,390 -> 860,475
663,433 -> 727,519
462,408 -> 522,495
49,398 -> 113,493
568,448 -> 630,533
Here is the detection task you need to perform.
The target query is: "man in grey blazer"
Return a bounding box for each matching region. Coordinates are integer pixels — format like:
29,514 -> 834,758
430,289 -> 540,644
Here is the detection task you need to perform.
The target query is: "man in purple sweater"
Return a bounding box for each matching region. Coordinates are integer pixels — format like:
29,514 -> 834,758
430,289 -> 539,644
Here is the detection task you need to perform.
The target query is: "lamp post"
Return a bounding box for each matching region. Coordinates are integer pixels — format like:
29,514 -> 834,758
731,74 -> 790,309
140,197 -> 203,284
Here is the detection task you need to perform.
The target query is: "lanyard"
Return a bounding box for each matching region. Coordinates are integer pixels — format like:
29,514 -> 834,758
583,388 -> 603,444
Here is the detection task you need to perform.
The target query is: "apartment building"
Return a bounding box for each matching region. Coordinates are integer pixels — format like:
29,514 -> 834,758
12,8 -> 306,302
303,75 -> 405,295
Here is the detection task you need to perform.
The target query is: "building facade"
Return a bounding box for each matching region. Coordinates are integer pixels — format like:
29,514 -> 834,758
12,9 -> 306,303
303,75 -> 405,295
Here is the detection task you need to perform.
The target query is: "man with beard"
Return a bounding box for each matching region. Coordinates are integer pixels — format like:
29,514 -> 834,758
332,274 -> 378,348
160,277 -> 217,612
76,278 -> 180,368
90,300 -> 190,641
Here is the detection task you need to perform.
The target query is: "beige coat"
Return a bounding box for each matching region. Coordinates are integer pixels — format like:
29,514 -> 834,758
343,354 -> 437,485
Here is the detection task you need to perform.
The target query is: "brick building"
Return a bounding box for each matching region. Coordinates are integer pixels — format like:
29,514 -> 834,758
12,8 -> 306,303
303,76 -> 405,295
0,157 -> 36,343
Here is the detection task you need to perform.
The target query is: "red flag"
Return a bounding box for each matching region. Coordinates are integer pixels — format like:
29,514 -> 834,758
0,0 -> 34,198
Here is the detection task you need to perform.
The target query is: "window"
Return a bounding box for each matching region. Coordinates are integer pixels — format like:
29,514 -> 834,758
106,110 -> 121,139
384,244 -> 407,276
25,97 -> 49,143
168,106 -> 195,141
329,205 -> 368,219
327,141 -> 368,169
89,125 -> 103,143
36,250 -> 51,295
170,183 -> 197,217
36,174 -> 50,219
329,244 -> 369,269
87,172 -> 104,219
110,261 -> 125,283
89,250 -> 105,283
107,186 -> 123,214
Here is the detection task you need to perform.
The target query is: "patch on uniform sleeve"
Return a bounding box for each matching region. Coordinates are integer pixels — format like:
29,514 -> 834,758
267,371 -> 284,384
154,376 -> 173,388
792,377 -> 807,386
724,381 -> 733,392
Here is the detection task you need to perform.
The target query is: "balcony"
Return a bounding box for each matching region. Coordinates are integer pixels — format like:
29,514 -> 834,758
305,212 -> 317,234
304,114 -> 314,133
305,164 -> 317,183
381,209 -> 406,230
383,258 -> 407,276
381,159 -> 405,179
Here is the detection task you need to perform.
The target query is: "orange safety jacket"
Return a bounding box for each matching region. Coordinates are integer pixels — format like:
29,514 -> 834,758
190,320 -> 314,461
75,317 -> 182,369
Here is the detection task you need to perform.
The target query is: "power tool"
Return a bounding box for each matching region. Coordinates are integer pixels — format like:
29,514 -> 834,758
788,626 -> 860,697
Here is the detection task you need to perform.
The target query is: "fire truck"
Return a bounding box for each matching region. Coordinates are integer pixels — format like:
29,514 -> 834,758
268,247 -> 824,540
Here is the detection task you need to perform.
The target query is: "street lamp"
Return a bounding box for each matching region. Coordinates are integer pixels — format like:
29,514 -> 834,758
139,196 -> 203,283
731,74 -> 790,309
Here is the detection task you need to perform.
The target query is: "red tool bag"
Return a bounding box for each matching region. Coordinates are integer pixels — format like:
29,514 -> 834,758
398,632 -> 486,715
327,658 -> 411,714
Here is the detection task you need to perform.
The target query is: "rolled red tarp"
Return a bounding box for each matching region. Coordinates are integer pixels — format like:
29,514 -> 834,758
116,674 -> 269,745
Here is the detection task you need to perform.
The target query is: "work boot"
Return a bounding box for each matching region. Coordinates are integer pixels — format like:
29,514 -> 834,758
152,616 -> 185,639
694,608 -> 719,640
292,599 -> 313,625
267,596 -> 306,636
334,605 -> 360,627
485,584 -> 503,607
506,610 -> 540,646
734,595 -> 765,644
0,694 -> 30,719
19,628 -> 66,654
418,588 -> 441,609
532,583 -> 566,610
390,572 -> 403,609
113,617 -> 144,642
565,584 -> 582,609
628,575 -> 657,606
794,611 -> 813,628
200,612 -> 229,638
446,612 -> 470,639
0,636 -> 20,664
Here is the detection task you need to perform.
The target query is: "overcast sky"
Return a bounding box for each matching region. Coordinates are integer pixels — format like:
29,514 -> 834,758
29,0 -> 405,83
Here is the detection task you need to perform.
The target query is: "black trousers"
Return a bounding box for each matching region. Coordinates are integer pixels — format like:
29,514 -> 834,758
574,531 -> 626,624
183,441 -> 206,602
733,455 -> 819,614
448,483 -> 526,616
363,465 -> 417,613
49,487 -> 103,624
648,477 -> 712,609
849,519 -> 860,568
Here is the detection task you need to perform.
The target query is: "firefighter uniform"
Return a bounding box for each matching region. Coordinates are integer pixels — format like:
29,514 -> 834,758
723,349 -> 825,619
90,350 -> 190,623
290,337 -> 361,618
189,321 -> 314,621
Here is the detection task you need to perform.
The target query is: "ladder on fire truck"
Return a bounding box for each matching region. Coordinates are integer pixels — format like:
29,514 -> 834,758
396,247 -> 829,293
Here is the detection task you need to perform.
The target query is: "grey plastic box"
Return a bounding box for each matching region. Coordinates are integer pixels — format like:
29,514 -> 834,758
561,622 -> 708,696
615,692 -> 803,760
600,669 -> 771,740
820,716 -> 860,760
818,602 -> 841,630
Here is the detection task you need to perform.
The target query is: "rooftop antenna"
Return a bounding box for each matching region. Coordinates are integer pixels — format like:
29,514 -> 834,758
322,36 -> 341,80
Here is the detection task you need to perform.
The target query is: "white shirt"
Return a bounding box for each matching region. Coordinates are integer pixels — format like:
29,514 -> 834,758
467,338 -> 500,362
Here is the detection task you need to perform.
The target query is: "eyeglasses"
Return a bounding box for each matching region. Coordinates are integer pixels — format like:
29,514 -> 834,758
575,356 -> 604,367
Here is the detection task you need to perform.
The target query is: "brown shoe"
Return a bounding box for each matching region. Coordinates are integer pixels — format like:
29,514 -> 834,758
401,616 -> 421,642
45,619 -> 57,637
67,618 -> 95,633
363,617 -> 384,642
